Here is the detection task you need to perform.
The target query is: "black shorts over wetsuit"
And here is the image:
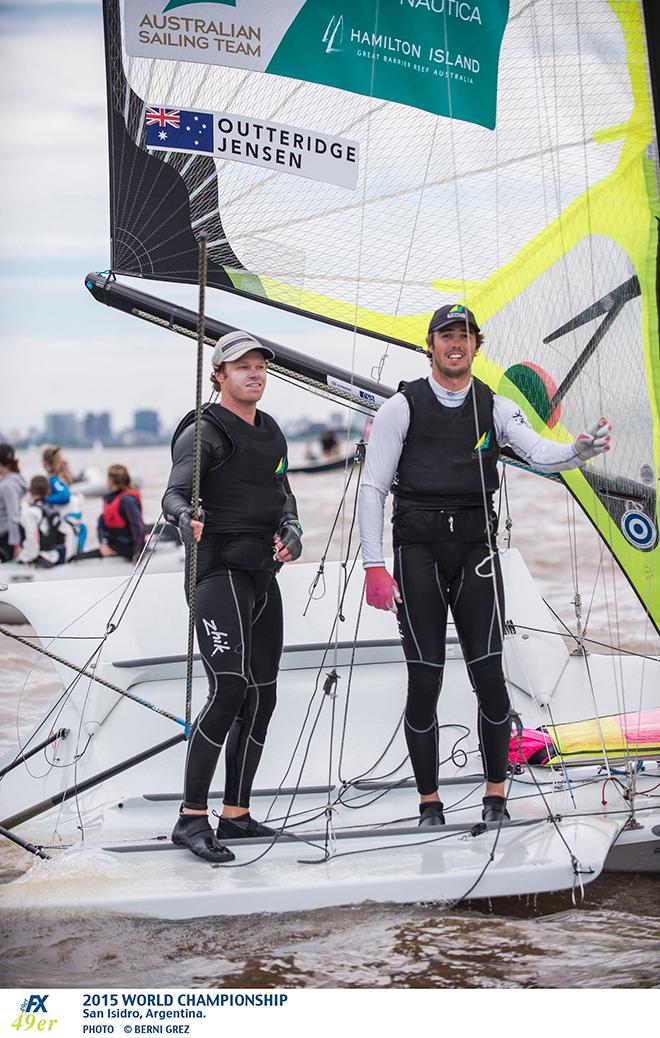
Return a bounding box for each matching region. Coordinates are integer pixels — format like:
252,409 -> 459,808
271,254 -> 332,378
393,377 -> 511,793
163,403 -> 297,811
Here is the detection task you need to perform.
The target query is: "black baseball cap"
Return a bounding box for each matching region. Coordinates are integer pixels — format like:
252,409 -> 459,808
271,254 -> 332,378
428,304 -> 480,335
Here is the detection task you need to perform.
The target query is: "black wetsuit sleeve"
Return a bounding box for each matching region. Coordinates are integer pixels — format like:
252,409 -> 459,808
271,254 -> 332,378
162,423 -> 224,525
282,474 -> 299,521
98,513 -> 109,543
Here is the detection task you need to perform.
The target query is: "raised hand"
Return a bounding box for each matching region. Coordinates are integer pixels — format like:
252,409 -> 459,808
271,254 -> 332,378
574,417 -> 612,462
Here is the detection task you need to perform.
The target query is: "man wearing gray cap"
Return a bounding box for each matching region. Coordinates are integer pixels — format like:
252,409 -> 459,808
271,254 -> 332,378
358,304 -> 613,829
163,330 -> 303,862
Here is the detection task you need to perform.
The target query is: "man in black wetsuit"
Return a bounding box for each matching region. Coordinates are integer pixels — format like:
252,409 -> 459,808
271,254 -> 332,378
163,330 -> 303,862
358,304 -> 613,828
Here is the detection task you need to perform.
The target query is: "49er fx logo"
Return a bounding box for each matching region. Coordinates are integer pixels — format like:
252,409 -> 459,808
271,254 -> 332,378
12,995 -> 58,1032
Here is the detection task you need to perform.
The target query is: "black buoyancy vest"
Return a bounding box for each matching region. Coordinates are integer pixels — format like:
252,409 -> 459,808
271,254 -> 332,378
394,377 -> 500,510
174,404 -> 289,537
36,500 -> 65,551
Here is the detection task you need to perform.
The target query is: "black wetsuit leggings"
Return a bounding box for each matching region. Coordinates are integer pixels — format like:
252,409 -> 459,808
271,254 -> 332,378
182,561 -> 283,811
393,540 -> 511,793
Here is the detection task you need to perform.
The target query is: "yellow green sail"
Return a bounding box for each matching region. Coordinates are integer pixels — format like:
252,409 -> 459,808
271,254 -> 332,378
106,0 -> 659,628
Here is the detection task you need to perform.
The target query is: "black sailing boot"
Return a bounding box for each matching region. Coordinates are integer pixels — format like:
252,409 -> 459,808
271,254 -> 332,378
171,811 -> 235,862
215,812 -> 276,840
481,795 -> 511,824
418,801 -> 446,828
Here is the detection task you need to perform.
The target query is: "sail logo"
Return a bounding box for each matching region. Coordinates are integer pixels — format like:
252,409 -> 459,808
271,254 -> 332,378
125,0 -> 508,130
163,0 -> 237,10
145,107 -> 213,153
326,375 -> 386,408
621,510 -> 657,551
322,14 -> 345,53
400,0 -> 482,23
274,456 -> 287,477
145,104 -> 359,188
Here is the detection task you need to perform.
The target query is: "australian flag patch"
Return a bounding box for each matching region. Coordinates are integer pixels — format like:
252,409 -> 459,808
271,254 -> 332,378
145,107 -> 214,156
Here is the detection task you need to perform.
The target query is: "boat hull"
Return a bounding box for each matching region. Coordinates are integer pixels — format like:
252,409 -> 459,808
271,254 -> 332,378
0,554 -> 658,916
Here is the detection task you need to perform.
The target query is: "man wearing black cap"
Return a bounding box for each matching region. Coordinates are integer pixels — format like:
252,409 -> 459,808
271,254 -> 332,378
358,304 -> 612,828
162,330 -> 303,862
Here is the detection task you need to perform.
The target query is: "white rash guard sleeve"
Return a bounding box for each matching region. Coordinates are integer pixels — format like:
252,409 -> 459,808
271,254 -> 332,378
493,395 -> 580,471
359,394 -> 410,568
358,376 -> 586,567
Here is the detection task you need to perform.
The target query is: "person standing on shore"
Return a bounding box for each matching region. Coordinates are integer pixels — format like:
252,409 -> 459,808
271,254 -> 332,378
358,304 -> 613,828
162,330 -> 303,863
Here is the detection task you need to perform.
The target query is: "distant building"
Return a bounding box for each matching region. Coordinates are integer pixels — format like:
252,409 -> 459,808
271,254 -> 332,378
83,412 -> 113,444
134,410 -> 160,438
44,412 -> 79,446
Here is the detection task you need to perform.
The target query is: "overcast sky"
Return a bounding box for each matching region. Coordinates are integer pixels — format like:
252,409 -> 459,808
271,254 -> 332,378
0,1 -> 424,438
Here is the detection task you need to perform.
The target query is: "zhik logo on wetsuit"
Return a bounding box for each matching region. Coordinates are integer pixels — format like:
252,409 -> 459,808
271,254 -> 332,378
274,456 -> 287,478
202,618 -> 230,656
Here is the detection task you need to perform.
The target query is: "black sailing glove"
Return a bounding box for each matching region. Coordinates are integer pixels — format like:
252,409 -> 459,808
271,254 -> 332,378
178,507 -> 205,546
277,514 -> 303,561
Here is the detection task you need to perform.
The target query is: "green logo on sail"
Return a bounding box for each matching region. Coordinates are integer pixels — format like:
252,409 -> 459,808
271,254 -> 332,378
163,0 -> 236,11
268,0 -> 509,130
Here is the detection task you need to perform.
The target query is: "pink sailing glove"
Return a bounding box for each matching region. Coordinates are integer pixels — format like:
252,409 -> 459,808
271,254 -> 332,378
574,417 -> 613,462
365,566 -> 402,611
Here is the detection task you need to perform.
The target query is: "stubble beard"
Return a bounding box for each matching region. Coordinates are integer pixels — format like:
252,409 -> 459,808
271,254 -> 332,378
432,354 -> 470,384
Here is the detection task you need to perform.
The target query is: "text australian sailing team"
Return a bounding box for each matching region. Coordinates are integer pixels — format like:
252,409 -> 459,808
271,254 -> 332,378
162,307 -> 612,862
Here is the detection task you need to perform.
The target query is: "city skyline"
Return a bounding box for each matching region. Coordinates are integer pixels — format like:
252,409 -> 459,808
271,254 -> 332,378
0,405 -> 353,450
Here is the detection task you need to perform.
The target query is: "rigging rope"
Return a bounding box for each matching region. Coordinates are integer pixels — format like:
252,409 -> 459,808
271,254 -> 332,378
183,231 -> 209,738
0,626 -> 186,728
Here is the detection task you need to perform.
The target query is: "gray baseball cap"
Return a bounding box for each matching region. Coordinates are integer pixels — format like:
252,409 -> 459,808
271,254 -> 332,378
212,330 -> 275,366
